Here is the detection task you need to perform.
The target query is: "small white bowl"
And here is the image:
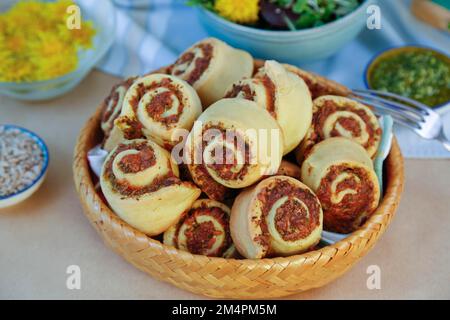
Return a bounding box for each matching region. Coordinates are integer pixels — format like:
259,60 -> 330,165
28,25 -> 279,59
0,125 -> 49,209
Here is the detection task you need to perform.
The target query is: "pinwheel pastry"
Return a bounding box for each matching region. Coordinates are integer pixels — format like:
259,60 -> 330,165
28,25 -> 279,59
301,137 -> 380,234
115,74 -> 202,150
100,139 -> 201,236
184,98 -> 284,201
283,64 -> 351,99
276,160 -> 301,180
225,60 -> 313,154
163,199 -> 233,257
230,176 -> 323,259
296,95 -> 382,162
100,77 -> 136,151
170,38 -> 254,107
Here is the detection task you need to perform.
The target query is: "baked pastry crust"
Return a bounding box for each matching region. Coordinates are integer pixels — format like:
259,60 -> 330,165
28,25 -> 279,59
225,60 -> 313,155
100,139 -> 201,236
100,77 -> 136,151
163,199 -> 233,257
170,38 -> 254,108
283,64 -> 351,99
301,137 -> 380,233
115,73 -> 202,150
276,160 -> 301,180
230,176 -> 323,259
184,98 -> 284,201
296,95 -> 382,162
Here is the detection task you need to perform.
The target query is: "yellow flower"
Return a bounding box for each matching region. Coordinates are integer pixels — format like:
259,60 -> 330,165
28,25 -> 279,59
52,0 -> 75,19
214,0 -> 259,24
35,49 -> 78,80
70,21 -> 96,48
0,0 -> 96,82
12,62 -> 35,82
5,34 -> 26,53
35,33 -> 67,57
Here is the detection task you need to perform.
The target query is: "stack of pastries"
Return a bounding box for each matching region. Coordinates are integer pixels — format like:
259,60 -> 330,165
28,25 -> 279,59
98,38 -> 383,260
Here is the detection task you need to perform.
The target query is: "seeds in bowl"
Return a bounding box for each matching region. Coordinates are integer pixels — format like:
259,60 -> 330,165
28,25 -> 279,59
0,126 -> 45,198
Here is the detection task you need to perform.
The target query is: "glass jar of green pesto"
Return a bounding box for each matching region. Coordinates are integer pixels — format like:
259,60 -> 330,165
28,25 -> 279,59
365,46 -> 450,110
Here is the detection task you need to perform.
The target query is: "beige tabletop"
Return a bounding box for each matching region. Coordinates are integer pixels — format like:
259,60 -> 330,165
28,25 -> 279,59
1,71 -> 449,300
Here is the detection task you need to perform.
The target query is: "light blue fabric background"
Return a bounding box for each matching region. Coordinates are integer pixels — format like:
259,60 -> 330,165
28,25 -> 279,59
92,0 -> 450,158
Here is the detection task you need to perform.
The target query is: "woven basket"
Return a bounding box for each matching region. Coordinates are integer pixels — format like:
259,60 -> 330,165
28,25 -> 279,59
73,61 -> 405,299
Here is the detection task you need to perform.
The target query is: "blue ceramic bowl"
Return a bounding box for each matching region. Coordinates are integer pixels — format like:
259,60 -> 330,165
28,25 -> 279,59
0,0 -> 115,101
198,0 -> 374,63
0,125 -> 49,209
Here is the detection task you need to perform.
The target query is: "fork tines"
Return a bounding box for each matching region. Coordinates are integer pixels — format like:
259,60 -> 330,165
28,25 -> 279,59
350,89 -> 432,130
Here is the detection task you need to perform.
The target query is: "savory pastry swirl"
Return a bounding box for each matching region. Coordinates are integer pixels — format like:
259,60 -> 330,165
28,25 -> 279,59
163,199 -> 233,257
115,74 -> 202,149
170,38 -> 254,107
297,95 -> 382,161
283,64 -> 351,99
100,139 -> 201,236
184,98 -> 284,201
101,77 -> 136,135
276,160 -> 301,180
231,176 -> 323,259
301,137 -> 380,234
100,77 -> 136,151
225,60 -> 313,154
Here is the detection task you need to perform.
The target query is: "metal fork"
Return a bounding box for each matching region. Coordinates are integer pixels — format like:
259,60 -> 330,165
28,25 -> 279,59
349,89 -> 450,152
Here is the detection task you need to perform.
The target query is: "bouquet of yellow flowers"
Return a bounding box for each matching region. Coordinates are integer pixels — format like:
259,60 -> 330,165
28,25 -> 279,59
0,0 -> 96,82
